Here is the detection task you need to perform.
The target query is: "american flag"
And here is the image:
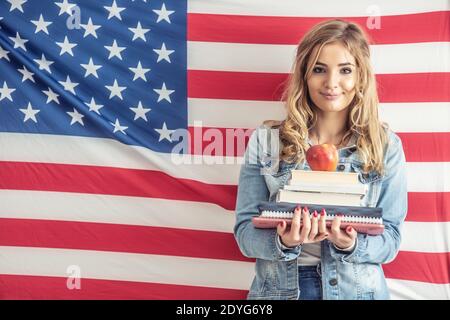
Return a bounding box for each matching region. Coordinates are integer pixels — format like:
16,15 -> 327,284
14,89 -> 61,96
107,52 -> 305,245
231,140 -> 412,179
0,0 -> 449,300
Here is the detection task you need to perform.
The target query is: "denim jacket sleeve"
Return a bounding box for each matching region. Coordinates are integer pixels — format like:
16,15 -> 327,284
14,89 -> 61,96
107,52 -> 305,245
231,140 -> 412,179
233,127 -> 301,261
330,130 -> 408,264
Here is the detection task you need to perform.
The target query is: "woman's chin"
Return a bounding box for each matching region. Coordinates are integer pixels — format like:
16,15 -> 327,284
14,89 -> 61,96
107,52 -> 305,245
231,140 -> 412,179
315,100 -> 349,112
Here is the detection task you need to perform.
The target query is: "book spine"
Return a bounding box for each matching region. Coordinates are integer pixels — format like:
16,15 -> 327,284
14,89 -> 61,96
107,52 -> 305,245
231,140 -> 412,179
291,171 -> 358,185
283,184 -> 366,195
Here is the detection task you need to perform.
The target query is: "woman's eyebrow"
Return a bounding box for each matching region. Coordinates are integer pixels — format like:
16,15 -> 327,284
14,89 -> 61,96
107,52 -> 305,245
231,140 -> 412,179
316,61 -> 355,66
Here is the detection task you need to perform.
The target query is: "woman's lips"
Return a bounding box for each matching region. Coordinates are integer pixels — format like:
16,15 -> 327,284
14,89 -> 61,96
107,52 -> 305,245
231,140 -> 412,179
320,92 -> 341,100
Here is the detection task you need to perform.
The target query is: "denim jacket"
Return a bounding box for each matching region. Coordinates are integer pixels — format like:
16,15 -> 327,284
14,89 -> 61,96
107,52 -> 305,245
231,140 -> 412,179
234,123 -> 408,300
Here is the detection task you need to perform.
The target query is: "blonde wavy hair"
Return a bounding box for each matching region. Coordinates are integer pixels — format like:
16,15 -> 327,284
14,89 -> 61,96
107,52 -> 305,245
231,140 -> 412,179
277,19 -> 388,175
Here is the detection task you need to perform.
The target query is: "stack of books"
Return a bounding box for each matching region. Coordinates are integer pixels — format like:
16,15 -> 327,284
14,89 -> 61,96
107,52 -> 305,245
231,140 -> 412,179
252,169 -> 385,235
276,169 -> 366,207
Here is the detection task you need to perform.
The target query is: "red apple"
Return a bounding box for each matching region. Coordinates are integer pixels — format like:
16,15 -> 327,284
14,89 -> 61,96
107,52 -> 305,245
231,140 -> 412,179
306,143 -> 339,171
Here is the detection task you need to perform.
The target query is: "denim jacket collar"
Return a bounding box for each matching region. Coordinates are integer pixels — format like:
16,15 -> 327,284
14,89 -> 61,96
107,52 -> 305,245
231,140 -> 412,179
306,134 -> 358,152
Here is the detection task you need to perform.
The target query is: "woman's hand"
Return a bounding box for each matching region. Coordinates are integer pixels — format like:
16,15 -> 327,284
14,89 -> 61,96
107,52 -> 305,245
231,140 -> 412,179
326,213 -> 358,250
277,206 -> 329,248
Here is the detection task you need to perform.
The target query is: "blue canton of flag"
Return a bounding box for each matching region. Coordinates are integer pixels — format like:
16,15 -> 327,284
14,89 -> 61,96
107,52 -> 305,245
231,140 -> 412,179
0,0 -> 187,153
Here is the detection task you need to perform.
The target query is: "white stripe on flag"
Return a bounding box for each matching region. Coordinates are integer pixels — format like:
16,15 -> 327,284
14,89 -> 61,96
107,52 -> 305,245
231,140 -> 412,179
188,41 -> 450,74
1,246 -> 449,298
371,42 -> 450,74
188,98 -> 450,133
0,190 -> 235,233
0,246 -> 254,291
406,162 -> 450,192
387,279 -> 450,300
188,98 -> 286,129
378,103 -> 450,133
188,0 -> 450,17
188,41 -> 296,73
400,222 -> 450,253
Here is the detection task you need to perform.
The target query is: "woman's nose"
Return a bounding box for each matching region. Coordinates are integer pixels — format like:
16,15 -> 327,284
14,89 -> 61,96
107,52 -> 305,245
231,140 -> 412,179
324,72 -> 339,89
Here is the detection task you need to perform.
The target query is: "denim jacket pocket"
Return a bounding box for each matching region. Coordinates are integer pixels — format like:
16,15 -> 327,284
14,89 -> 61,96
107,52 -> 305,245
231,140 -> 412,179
263,161 -> 295,201
359,292 -> 375,300
350,162 -> 382,207
350,162 -> 382,184
262,158 -> 293,176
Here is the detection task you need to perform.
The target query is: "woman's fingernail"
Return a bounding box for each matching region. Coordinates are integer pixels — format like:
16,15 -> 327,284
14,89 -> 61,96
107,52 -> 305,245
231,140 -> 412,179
313,210 -> 318,217
320,208 -> 326,216
347,226 -> 353,232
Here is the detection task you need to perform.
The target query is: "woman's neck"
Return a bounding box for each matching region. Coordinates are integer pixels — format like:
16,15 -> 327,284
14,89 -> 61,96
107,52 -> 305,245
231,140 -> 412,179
309,110 -> 349,146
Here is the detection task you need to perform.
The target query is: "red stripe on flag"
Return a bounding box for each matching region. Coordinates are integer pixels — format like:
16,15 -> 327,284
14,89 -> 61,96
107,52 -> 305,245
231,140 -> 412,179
187,127 -> 450,162
406,192 -> 450,222
0,274 -> 247,300
0,218 -> 252,262
188,70 -> 450,102
188,11 -> 450,45
377,73 -> 450,103
0,161 -> 237,211
398,132 -> 450,162
383,251 -> 450,284
188,70 -> 286,101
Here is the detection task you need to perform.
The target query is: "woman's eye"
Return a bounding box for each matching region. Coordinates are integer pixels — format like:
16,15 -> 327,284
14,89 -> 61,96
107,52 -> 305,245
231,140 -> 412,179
313,67 -> 325,73
341,68 -> 352,74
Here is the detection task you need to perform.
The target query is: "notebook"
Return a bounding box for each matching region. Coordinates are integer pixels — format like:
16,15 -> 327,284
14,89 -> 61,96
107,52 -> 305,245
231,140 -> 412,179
252,201 -> 384,235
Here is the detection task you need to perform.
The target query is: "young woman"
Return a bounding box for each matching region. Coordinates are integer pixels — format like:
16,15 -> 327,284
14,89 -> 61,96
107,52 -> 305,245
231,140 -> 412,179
234,19 -> 408,300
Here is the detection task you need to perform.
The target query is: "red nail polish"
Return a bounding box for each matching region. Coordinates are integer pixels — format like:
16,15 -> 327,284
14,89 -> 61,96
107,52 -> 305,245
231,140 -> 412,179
296,205 -> 301,212
304,206 -> 309,212
320,208 -> 326,216
313,211 -> 318,217
347,226 -> 353,232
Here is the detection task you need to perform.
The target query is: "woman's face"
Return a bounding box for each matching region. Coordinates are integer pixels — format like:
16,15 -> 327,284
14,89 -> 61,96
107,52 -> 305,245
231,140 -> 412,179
307,42 -> 357,113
